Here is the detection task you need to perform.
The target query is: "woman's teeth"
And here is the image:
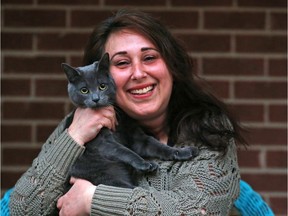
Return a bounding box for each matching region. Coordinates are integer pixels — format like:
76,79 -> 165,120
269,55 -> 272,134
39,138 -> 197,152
130,85 -> 154,94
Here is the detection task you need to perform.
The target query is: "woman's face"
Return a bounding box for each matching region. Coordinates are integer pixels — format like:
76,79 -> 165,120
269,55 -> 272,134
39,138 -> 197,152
104,29 -> 173,123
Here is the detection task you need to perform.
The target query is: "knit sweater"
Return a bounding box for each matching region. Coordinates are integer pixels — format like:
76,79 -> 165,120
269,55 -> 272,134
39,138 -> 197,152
10,113 -> 240,215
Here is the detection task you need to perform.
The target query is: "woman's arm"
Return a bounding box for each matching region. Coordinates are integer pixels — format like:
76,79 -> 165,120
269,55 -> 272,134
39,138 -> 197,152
10,107 -> 116,216
10,114 -> 85,215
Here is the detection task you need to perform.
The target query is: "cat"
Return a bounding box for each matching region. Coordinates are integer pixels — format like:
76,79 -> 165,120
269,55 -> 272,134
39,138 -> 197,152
62,53 -> 199,188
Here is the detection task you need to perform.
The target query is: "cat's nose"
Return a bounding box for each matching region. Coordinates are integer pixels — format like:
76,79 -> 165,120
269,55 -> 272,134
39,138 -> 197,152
92,96 -> 100,103
93,98 -> 100,103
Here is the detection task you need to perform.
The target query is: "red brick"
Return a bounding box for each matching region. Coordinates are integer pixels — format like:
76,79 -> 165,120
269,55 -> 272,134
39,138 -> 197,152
2,148 -> 40,166
4,56 -> 65,74
150,11 -> 199,29
72,10 -> 199,29
1,125 -> 32,142
271,12 -> 287,30
203,58 -> 264,76
1,33 -> 33,50
267,150 -> 287,168
37,33 -> 89,51
67,104 -> 75,114
177,34 -> 230,52
1,78 -> 31,96
71,10 -> 114,27
2,102 -> 65,120
71,56 -> 84,66
35,79 -> 68,97
235,81 -> 287,99
236,35 -> 287,53
1,171 -> 24,189
2,0 -> 33,4
105,0 -> 165,6
270,197 -> 287,214
230,104 -> 264,122
269,58 -> 287,76
241,174 -> 287,192
204,12 -> 265,30
171,0 -> 232,6
121,10 -> 195,29
247,127 -> 287,145
204,80 -> 230,99
237,149 -> 261,167
238,0 -> 287,8
269,104 -> 287,122
38,0 -> 100,5
36,124 -> 59,142
3,9 -> 66,27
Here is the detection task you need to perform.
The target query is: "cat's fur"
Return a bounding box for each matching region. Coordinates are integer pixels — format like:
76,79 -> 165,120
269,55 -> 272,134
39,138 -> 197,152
62,53 -> 198,188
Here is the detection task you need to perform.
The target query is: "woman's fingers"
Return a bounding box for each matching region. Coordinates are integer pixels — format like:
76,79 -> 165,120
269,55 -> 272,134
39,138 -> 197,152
68,106 -> 117,145
57,178 -> 95,216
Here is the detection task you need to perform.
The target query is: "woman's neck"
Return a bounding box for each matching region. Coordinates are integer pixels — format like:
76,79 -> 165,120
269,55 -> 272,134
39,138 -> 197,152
154,130 -> 168,144
139,114 -> 169,144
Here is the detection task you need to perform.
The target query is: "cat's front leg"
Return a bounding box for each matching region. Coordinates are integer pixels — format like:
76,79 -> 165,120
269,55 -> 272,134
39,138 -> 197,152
98,128 -> 159,173
145,136 -> 199,160
169,145 -> 199,160
130,159 -> 158,173
131,128 -> 199,161
103,143 -> 159,173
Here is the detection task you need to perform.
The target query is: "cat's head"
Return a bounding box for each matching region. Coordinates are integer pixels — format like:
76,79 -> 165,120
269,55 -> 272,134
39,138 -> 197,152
62,53 -> 116,108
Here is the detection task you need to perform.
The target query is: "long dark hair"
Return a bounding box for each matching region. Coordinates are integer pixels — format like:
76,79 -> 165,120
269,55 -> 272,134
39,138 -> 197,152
83,9 -> 246,155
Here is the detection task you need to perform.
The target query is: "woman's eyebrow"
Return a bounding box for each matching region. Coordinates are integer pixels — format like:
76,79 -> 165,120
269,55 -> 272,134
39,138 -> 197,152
111,51 -> 127,60
111,47 -> 159,60
141,47 -> 158,52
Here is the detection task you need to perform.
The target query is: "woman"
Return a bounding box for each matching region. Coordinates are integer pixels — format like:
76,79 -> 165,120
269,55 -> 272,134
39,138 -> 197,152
10,9 -> 245,215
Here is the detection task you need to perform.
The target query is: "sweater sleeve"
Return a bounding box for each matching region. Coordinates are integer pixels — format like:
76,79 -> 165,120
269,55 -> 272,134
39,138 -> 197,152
10,114 -> 85,216
91,141 -> 240,216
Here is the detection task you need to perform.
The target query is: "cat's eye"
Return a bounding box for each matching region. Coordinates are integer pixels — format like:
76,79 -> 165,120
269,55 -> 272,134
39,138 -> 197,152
99,83 -> 108,91
80,87 -> 89,94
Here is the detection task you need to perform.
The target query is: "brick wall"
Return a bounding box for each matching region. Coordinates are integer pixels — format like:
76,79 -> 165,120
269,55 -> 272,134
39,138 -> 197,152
1,0 -> 287,214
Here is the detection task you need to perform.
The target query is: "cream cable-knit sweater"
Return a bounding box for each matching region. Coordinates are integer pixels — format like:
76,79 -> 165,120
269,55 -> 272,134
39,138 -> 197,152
10,113 -> 240,215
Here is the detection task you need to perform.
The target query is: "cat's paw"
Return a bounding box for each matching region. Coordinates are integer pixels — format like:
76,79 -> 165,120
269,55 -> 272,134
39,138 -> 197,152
136,161 -> 158,173
173,146 -> 199,160
147,161 -> 158,172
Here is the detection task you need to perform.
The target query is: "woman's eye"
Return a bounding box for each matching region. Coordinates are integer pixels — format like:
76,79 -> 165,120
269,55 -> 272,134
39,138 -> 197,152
114,60 -> 130,68
80,87 -> 89,94
144,55 -> 156,62
99,83 -> 108,91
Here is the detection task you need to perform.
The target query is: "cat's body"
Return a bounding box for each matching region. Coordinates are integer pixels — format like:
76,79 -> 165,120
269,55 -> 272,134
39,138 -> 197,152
62,53 -> 198,188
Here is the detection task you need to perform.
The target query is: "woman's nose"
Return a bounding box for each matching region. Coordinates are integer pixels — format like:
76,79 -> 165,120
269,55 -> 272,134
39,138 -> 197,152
131,63 -> 147,80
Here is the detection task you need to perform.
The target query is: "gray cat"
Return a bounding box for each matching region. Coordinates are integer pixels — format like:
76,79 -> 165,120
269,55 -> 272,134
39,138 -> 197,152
62,53 -> 198,188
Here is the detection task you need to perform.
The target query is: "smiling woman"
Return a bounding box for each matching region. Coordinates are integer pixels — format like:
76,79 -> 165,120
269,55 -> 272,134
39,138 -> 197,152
105,29 -> 173,130
10,9 -> 246,216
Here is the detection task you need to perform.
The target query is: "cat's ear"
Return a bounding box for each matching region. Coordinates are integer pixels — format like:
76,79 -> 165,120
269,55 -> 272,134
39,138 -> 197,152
98,53 -> 110,71
62,63 -> 80,83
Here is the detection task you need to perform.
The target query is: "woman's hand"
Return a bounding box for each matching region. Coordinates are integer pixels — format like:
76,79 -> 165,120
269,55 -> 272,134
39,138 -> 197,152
57,177 -> 96,216
68,106 -> 116,145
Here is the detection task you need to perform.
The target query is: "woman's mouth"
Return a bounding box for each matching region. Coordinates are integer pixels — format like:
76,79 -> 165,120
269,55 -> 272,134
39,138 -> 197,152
129,85 -> 155,95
